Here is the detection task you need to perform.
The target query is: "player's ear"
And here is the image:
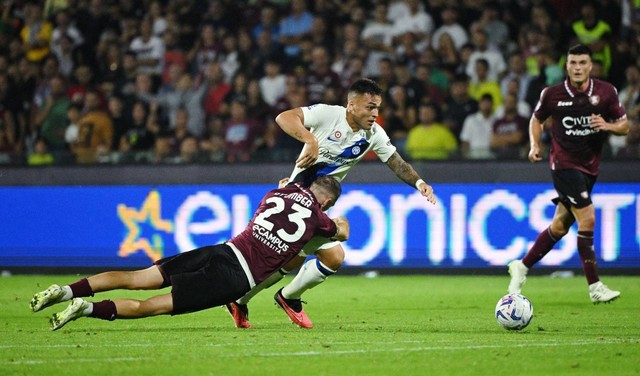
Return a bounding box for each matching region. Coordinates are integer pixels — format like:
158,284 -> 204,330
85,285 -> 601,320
320,197 -> 335,211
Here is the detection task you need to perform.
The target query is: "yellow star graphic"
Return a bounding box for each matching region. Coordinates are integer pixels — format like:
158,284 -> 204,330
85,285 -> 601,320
117,190 -> 174,262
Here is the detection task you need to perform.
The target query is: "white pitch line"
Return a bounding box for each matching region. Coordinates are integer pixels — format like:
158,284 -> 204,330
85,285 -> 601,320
1,338 -> 636,365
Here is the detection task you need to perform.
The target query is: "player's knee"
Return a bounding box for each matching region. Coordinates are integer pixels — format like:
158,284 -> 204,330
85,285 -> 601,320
578,213 -> 596,231
316,246 -> 344,270
549,221 -> 569,238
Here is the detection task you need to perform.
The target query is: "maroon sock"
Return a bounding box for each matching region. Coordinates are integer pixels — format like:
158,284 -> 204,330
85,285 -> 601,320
89,300 -> 117,321
577,231 -> 599,285
69,278 -> 94,297
522,227 -> 560,268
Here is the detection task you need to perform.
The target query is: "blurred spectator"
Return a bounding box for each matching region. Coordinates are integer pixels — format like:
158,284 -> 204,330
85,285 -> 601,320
570,2 -> 612,77
431,6 -> 468,51
223,98 -> 264,163
187,23 -> 219,77
616,121 -> 640,159
392,58 -> 424,108
309,15 -> 334,53
465,28 -> 507,83
259,59 -> 287,107
66,64 -> 103,107
360,2 -> 394,78
150,131 -> 175,164
218,33 -> 241,84
383,84 -> 416,152
147,1 -> 167,37
20,2 -> 53,63
177,134 -> 202,163
71,90 -> 113,163
278,0 -> 313,58
471,2 -> 510,52
50,10 -> 84,53
51,33 -> 81,79
490,93 -> 527,159
129,17 -> 164,80
468,58 -> 502,112
161,30 -> 187,86
500,52 -> 533,103
64,103 -> 82,150
405,102 -> 458,160
0,72 -> 20,152
302,45 -> 341,105
460,93 -> 496,159
27,136 -> 54,165
246,79 -> 271,127
106,95 -> 128,150
119,100 -> 154,158
34,74 -> 69,154
155,70 -> 207,137
442,74 -> 478,141
415,63 -> 446,107
113,50 -> 139,98
494,78 -> 531,118
74,0 -> 112,66
433,32 -> 461,75
203,61 -> 231,120
610,65 -> 640,155
251,5 -> 280,42
390,0 -> 433,53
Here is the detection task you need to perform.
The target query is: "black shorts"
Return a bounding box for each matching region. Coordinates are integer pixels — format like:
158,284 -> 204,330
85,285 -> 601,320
551,169 -> 597,209
154,244 -> 251,315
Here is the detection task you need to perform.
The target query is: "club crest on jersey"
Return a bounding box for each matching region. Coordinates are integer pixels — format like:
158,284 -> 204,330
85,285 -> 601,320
589,95 -> 600,106
352,146 -> 361,155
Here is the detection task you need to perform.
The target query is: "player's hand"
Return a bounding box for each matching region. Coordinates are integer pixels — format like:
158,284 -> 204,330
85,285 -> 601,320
528,145 -> 542,163
590,114 -> 608,131
417,181 -> 437,204
277,177 -> 289,188
296,139 -> 319,169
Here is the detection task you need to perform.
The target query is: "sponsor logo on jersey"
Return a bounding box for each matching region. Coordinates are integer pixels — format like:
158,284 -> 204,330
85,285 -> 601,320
557,101 -> 573,107
561,115 -> 599,136
589,95 -> 600,106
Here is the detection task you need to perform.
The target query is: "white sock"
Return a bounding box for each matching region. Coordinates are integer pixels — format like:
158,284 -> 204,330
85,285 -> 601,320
62,285 -> 73,301
236,269 -> 288,305
281,258 -> 335,299
81,301 -> 93,316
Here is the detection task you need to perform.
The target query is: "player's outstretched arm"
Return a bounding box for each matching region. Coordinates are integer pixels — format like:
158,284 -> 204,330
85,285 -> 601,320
275,108 -> 319,168
331,216 -> 350,242
385,152 -> 436,204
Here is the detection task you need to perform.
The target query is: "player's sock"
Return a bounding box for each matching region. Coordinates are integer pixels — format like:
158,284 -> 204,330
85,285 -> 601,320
281,258 -> 335,300
522,227 -> 560,268
88,300 -> 117,321
577,230 -> 599,284
60,285 -> 73,300
236,268 -> 288,305
69,278 -> 94,297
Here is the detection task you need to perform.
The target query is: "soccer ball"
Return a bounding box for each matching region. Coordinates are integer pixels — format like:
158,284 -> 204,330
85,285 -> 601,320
495,293 -> 533,330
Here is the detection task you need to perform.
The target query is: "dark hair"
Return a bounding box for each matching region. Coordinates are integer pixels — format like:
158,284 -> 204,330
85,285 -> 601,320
348,78 -> 382,96
312,175 -> 342,202
568,44 -> 592,58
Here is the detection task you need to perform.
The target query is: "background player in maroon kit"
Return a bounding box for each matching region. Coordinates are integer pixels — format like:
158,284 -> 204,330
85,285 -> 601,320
508,44 -> 629,303
29,176 -> 349,330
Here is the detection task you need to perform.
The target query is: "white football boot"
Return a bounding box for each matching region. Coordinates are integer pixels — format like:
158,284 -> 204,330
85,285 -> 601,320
589,281 -> 621,304
50,298 -> 91,331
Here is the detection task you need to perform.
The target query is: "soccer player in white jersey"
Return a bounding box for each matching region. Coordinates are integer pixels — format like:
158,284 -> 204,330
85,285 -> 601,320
226,78 -> 437,329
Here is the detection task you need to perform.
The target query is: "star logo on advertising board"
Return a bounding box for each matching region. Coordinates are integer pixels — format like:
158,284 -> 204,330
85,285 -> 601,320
117,190 -> 174,261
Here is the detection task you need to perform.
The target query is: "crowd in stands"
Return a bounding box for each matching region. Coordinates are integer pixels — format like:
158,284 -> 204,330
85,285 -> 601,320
0,0 -> 639,166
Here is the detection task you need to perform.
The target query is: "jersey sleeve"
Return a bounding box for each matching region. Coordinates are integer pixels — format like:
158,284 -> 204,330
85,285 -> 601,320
314,209 -> 338,239
533,87 -> 550,121
371,123 -> 397,163
301,104 -> 331,130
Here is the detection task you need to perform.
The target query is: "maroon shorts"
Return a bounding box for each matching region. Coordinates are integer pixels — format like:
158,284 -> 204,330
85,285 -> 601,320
551,169 -> 597,209
155,244 -> 250,315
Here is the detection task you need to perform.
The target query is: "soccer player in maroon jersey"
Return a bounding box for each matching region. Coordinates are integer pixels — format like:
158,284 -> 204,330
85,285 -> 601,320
507,44 -> 629,303
29,176 -> 350,330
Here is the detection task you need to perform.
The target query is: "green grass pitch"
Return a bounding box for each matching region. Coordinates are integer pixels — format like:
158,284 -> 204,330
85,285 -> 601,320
1,274 -> 638,376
